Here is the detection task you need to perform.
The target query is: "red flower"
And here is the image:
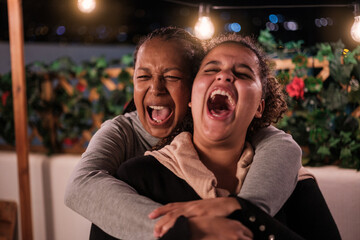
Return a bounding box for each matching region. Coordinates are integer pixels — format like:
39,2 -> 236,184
76,83 -> 86,92
63,137 -> 78,146
1,91 -> 10,106
286,77 -> 305,100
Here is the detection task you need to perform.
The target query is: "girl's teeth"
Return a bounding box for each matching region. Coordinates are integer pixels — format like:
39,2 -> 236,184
210,90 -> 234,106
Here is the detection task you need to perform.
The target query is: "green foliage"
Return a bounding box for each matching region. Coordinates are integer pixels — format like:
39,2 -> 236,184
259,31 -> 360,170
0,55 -> 134,153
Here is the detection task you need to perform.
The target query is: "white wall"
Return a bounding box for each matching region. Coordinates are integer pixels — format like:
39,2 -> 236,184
0,151 -> 90,240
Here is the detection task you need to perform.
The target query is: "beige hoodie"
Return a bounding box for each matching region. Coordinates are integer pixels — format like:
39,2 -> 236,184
145,132 -> 254,199
145,132 -> 315,199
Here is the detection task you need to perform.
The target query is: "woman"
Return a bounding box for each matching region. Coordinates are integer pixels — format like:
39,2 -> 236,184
64,27 -> 302,239
112,34 -> 340,239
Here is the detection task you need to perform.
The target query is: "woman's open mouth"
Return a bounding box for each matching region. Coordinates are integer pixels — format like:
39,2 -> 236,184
147,105 -> 173,125
207,89 -> 236,119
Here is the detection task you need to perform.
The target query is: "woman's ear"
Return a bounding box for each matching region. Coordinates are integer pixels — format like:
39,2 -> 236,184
188,102 -> 192,108
255,99 -> 265,118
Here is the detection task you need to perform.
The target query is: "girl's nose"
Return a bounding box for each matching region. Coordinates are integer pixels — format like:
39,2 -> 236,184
216,71 -> 234,83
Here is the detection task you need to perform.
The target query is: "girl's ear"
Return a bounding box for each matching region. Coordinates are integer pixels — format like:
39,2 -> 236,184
255,99 -> 265,118
188,102 -> 192,108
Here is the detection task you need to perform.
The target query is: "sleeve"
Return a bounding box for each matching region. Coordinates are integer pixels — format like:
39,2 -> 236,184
281,178 -> 341,240
239,125 -> 302,216
160,196 -> 306,240
159,216 -> 191,240
229,197 -> 305,240
64,118 -> 161,240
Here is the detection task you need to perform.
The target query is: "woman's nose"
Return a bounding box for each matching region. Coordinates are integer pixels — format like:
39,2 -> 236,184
150,77 -> 167,95
216,71 -> 234,83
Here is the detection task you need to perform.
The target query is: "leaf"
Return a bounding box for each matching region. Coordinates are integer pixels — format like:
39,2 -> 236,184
340,147 -> 352,159
121,54 -> 133,66
96,58 -> 107,68
317,145 -> 331,156
329,138 -> 341,148
343,50 -> 358,65
315,43 -> 334,61
258,29 -> 277,52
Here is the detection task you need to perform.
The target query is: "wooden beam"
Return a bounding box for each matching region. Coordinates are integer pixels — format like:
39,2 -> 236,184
7,0 -> 33,239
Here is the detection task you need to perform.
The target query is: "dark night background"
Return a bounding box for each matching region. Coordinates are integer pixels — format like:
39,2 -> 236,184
0,0 -> 359,49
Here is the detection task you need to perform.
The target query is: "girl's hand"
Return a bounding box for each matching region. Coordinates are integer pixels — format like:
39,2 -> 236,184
189,216 -> 253,240
149,197 -> 241,237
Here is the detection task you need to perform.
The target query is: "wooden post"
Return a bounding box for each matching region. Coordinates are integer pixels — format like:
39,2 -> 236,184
7,0 -> 33,239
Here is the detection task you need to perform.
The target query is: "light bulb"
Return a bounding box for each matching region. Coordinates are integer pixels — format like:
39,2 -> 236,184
194,16 -> 215,40
78,0 -> 96,13
351,16 -> 360,42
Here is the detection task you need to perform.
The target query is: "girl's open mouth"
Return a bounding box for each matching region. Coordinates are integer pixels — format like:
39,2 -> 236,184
207,89 -> 236,119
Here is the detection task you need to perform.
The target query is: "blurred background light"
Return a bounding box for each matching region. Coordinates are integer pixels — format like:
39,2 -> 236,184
269,14 -> 278,24
266,22 -> 279,31
230,22 -> 241,32
56,26 -> 66,36
77,0 -> 96,13
284,21 -> 298,31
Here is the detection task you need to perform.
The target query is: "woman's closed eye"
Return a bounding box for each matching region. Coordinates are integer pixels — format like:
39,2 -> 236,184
164,75 -> 182,81
136,75 -> 151,81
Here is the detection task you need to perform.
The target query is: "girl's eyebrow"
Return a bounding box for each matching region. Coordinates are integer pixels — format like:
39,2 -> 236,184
203,60 -> 220,67
204,60 -> 255,75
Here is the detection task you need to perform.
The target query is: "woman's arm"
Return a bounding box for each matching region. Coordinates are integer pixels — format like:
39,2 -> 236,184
241,125 -> 302,216
64,114 -> 161,239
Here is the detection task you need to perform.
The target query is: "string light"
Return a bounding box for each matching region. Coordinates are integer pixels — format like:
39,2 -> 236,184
194,3 -> 214,40
78,0 -> 96,13
351,3 -> 360,42
166,1 -> 359,42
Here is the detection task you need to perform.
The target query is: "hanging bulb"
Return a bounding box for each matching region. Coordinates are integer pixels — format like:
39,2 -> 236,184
351,3 -> 360,42
195,16 -> 215,40
194,4 -> 215,40
78,0 -> 96,13
351,16 -> 360,42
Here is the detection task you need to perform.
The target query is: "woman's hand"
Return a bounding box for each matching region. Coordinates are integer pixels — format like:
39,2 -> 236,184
189,216 -> 253,240
149,197 -> 241,237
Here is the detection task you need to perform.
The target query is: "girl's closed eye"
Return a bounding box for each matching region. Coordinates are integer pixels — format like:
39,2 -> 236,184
204,68 -> 220,73
235,72 -> 252,79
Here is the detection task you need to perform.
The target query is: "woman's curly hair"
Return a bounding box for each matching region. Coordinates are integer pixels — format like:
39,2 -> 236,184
203,33 -> 287,136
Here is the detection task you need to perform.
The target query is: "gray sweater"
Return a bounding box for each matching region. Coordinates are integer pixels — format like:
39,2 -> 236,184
64,111 -> 302,239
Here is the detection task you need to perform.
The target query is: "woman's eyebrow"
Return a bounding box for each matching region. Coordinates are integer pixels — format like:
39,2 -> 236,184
137,67 -> 150,72
163,67 -> 182,73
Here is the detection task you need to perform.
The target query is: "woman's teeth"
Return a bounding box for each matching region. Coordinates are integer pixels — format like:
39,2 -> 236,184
148,105 -> 171,123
